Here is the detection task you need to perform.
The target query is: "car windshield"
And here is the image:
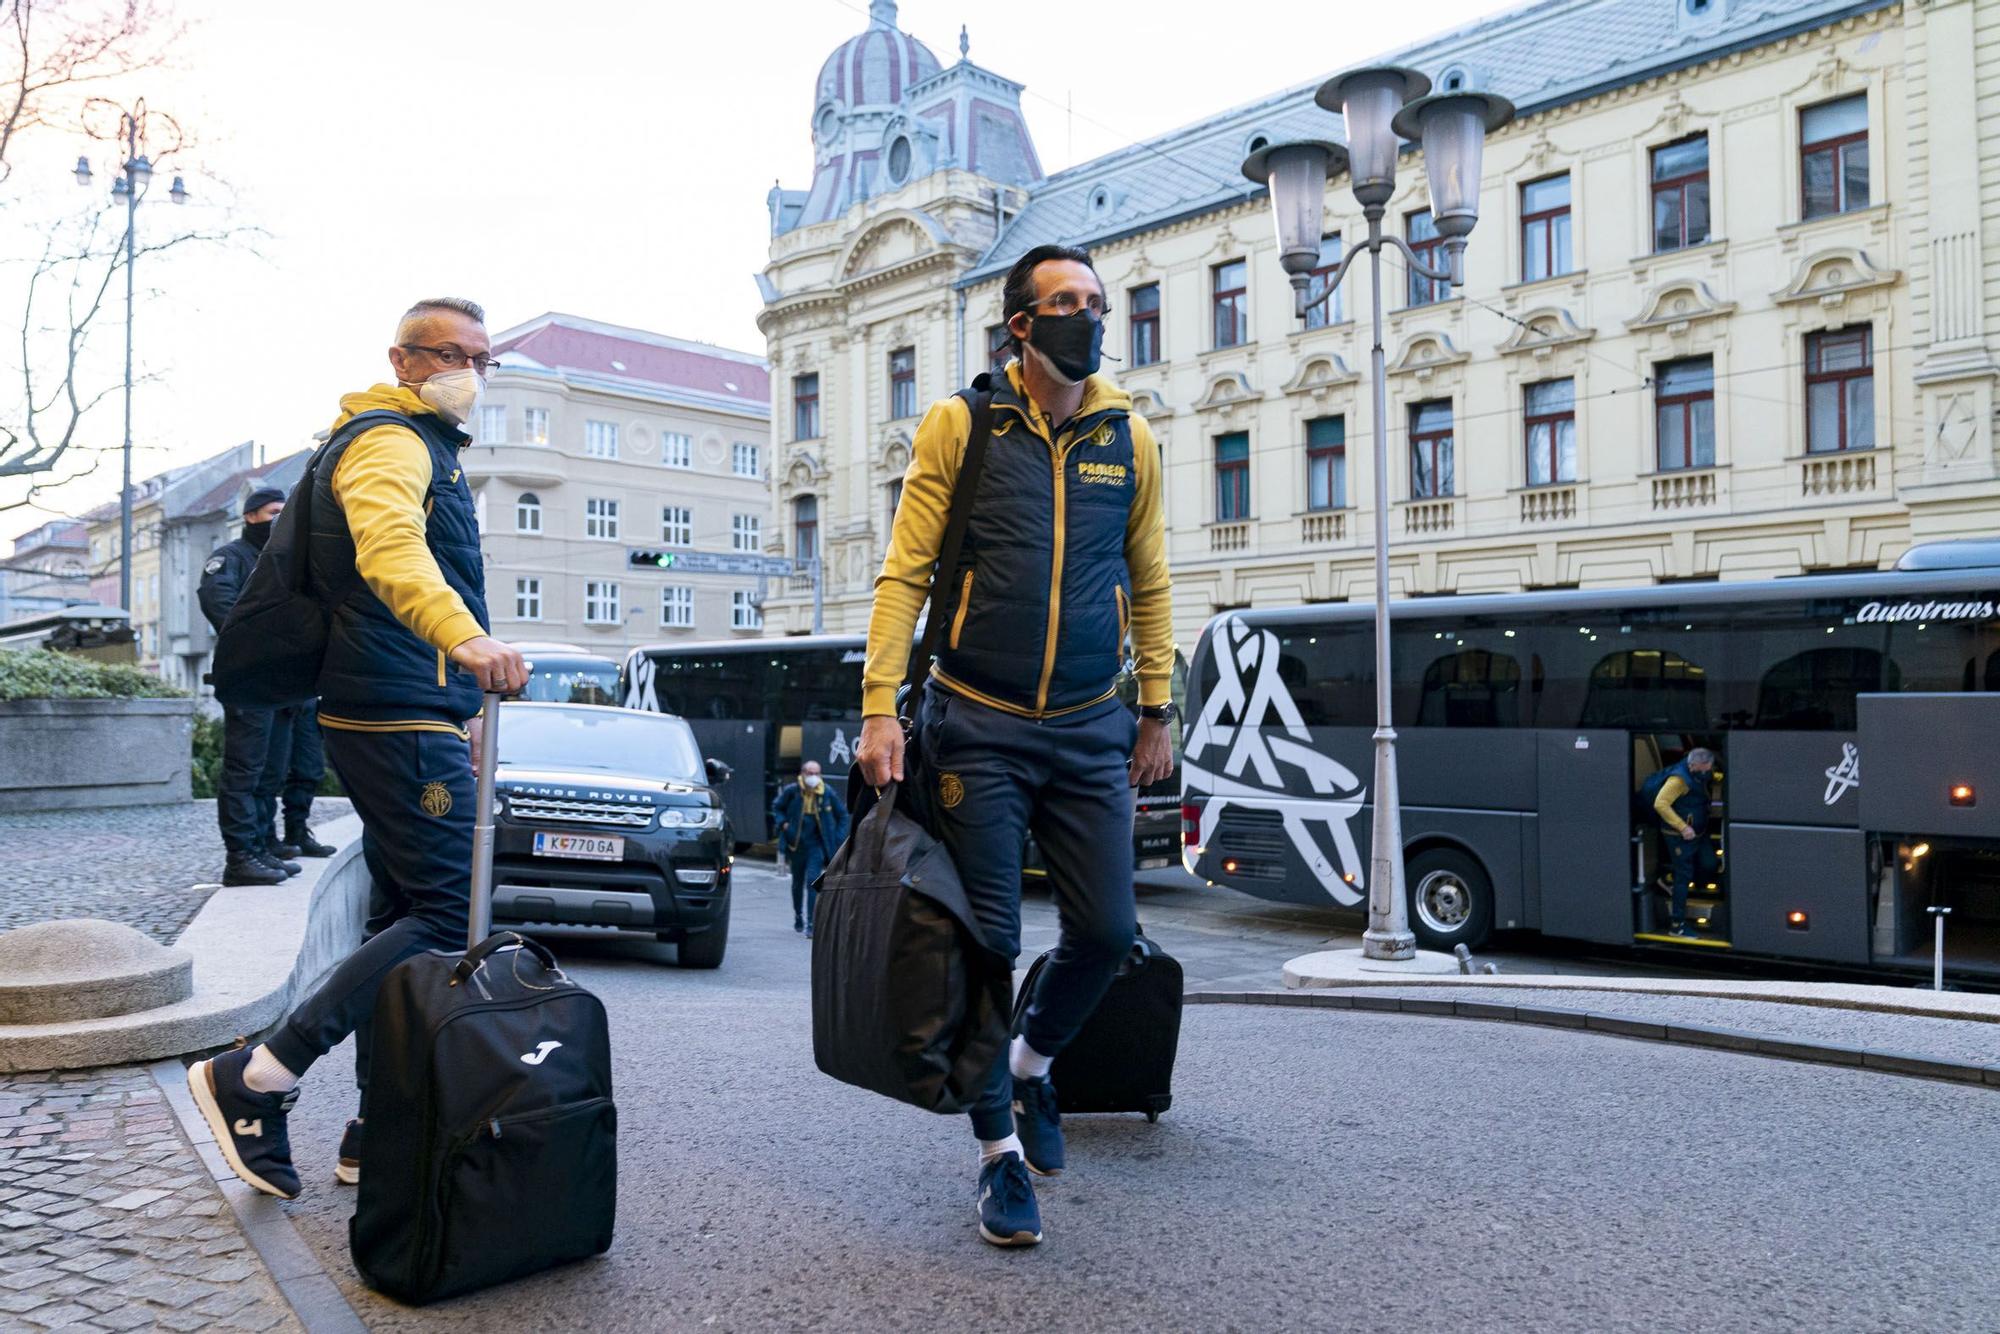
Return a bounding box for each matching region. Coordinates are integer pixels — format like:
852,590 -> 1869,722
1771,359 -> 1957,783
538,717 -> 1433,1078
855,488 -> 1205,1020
518,658 -> 620,705
499,706 -> 704,780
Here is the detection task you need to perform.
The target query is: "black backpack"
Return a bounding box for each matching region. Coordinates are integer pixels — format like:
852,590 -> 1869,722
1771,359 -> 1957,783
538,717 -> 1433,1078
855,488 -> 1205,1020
210,410 -> 413,707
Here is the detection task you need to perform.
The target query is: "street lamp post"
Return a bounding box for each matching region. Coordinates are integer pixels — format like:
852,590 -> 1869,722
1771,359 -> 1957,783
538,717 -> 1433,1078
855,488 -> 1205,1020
1244,68 -> 1511,962
73,100 -> 188,613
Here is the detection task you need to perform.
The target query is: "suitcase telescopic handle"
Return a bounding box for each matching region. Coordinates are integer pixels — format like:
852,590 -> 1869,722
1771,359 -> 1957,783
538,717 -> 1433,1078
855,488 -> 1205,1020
468,692 -> 503,952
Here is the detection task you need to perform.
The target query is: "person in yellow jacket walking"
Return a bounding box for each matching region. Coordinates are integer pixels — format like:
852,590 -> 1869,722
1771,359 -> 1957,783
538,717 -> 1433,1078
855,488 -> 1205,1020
856,244 -> 1176,1247
190,298 -> 529,1201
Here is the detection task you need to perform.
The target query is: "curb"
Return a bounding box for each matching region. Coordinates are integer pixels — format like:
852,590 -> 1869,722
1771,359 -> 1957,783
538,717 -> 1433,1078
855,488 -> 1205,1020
0,814 -> 369,1071
150,1057 -> 366,1333
1188,989 -> 2000,1090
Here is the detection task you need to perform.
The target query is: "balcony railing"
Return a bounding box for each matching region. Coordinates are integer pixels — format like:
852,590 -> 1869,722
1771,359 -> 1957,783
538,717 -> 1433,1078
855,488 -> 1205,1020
1799,450 -> 1881,499
1651,469 -> 1718,512
1402,498 -> 1456,536
1519,485 -> 1578,526
1300,511 -> 1347,545
1209,522 -> 1250,553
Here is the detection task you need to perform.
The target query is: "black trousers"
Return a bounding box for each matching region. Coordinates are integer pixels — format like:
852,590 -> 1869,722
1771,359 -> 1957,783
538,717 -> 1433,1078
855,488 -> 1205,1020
267,701 -> 326,831
919,684 -> 1138,1141
265,726 -> 472,1083
217,706 -> 278,856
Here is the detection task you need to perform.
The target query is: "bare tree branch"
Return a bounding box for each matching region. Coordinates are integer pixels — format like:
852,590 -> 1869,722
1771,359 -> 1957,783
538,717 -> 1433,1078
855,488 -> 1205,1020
0,1 -> 178,186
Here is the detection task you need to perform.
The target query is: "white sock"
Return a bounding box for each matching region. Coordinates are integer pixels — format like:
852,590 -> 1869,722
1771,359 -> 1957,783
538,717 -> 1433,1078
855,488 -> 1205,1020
1008,1035 -> 1053,1081
979,1134 -> 1024,1165
242,1046 -> 300,1095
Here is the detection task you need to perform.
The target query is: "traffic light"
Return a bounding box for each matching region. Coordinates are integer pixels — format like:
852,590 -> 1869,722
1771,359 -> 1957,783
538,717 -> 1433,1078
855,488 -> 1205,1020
627,549 -> 678,569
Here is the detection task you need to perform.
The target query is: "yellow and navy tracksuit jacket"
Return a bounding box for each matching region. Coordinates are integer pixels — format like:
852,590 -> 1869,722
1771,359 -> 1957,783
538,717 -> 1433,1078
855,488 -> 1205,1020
863,360 -> 1174,720
308,384 -> 489,738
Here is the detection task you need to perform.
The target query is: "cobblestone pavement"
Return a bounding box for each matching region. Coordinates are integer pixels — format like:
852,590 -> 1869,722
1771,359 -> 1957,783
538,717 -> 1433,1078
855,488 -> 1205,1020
0,800 -> 353,945
0,1066 -> 299,1332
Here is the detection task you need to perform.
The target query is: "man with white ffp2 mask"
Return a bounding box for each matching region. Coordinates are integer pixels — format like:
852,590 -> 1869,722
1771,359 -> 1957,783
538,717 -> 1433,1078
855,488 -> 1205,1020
770,760 -> 849,937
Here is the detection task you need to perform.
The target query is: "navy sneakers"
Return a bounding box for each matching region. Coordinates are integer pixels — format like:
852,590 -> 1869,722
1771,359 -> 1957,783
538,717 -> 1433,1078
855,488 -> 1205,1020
187,1046 -> 301,1200
335,1118 -> 363,1186
977,1152 -> 1042,1247
1012,1076 -> 1065,1177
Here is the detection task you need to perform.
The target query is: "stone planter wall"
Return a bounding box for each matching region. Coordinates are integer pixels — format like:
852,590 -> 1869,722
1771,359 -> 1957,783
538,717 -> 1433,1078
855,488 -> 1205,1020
0,697 -> 197,812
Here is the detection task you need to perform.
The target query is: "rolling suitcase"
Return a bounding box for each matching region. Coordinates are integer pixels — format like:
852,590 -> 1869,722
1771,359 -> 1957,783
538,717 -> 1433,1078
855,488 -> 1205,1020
350,694 -> 617,1304
1012,929 -> 1182,1121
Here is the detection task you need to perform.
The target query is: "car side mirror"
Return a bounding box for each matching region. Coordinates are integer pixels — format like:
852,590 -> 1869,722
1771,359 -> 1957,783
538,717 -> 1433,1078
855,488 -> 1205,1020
705,757 -> 733,786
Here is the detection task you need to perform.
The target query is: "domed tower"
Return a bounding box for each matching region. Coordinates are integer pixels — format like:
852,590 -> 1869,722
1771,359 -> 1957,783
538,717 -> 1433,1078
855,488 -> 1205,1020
796,1 -> 943,228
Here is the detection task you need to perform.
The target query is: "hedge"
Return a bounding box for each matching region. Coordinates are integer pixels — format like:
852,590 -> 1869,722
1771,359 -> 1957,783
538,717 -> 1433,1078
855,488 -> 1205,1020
0,648 -> 186,701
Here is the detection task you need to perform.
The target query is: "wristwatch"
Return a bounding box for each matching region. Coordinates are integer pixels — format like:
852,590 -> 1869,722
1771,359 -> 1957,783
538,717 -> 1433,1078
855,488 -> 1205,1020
1138,702 -> 1179,723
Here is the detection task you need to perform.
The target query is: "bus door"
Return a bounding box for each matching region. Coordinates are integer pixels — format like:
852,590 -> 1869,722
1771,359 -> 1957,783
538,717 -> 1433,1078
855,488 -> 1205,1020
1629,734 -> 1729,947
1535,730 -> 1633,945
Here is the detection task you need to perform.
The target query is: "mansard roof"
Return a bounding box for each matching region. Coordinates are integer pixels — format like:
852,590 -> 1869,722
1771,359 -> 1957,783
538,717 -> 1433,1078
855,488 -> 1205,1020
964,0 -> 1894,285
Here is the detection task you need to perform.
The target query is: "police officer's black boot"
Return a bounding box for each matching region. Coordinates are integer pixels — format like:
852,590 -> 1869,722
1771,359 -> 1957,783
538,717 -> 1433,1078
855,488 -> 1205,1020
223,850 -> 287,887
284,822 -> 336,858
258,829 -> 302,877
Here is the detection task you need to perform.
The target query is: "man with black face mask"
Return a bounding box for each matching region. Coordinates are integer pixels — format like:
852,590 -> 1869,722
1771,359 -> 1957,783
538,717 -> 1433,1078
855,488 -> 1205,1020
200,487 -> 300,886
856,243 -> 1176,1247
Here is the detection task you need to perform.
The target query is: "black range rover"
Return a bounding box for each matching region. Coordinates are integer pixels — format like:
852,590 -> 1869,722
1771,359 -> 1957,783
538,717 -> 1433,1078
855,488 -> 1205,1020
491,702 -> 733,967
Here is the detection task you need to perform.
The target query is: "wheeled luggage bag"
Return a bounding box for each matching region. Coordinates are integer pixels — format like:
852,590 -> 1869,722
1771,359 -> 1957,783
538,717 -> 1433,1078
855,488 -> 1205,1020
1012,930 -> 1182,1121
350,694 -> 617,1304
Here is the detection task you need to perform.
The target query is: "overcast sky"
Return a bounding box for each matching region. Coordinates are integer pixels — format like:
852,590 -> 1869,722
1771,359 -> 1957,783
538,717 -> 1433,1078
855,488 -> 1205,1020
3,0 -> 1515,534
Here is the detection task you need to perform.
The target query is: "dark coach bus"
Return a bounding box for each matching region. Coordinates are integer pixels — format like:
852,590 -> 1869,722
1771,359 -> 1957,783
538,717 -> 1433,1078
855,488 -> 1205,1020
1181,543 -> 2000,980
621,635 -> 1188,871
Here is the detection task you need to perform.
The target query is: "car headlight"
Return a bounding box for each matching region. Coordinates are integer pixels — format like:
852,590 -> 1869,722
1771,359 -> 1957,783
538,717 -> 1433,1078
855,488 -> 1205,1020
658,808 -> 721,829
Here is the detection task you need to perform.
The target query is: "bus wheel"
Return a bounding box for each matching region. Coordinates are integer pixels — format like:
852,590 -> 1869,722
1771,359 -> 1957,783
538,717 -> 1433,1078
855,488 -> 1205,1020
1405,848 -> 1492,951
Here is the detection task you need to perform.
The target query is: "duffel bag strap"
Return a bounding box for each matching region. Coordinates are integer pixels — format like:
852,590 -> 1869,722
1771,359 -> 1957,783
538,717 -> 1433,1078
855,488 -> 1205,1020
451,930 -> 558,986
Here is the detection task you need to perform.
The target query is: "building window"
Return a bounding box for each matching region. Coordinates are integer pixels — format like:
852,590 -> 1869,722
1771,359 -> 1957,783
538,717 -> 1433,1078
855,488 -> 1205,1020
523,407 -> 550,446
731,513 -> 760,553
794,495 -> 818,562
793,373 -> 821,440
514,577 -> 541,621
584,581 -> 621,624
1129,283 -> 1161,366
886,477 -> 904,533
986,324 -> 1012,374
1214,431 -> 1250,521
1409,400 -> 1455,499
515,492 -> 542,534
1406,209 -> 1447,306
1805,328 -> 1874,453
1303,235 -> 1344,329
1306,416 -> 1346,511
888,347 -> 916,419
661,431 -> 693,470
585,496 -> 620,540
731,589 -> 762,630
660,585 -> 693,628
731,442 -> 759,477
474,490 -> 488,535
662,505 -> 691,546
1524,378 -> 1578,486
1654,356 -> 1716,471
1212,260 -> 1248,349
585,420 -> 619,460
1651,134 -> 1710,253
478,404 -> 506,444
1801,94 -> 1868,220
1520,174 -> 1572,282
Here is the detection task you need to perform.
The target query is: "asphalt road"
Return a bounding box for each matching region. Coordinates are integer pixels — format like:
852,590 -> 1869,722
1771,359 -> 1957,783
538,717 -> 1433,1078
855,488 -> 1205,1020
273,861 -> 2000,1332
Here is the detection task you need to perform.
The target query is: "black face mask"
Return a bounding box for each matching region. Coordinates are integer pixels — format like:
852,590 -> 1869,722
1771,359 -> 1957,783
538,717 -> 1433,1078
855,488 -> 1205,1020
243,520 -> 273,550
1027,311 -> 1104,383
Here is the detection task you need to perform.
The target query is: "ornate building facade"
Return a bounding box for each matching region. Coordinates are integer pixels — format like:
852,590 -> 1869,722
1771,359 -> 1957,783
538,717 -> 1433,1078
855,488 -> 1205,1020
759,0 -> 2000,650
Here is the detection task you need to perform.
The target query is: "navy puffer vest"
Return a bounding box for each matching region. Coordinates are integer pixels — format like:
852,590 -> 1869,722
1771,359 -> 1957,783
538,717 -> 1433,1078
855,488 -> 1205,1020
933,373 -> 1136,717
309,410 -> 487,725
1642,760 -> 1710,834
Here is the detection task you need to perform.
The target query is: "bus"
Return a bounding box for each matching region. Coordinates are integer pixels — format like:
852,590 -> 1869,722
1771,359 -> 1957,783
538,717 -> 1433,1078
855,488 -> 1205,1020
1180,542 -> 2000,980
620,634 -> 1188,871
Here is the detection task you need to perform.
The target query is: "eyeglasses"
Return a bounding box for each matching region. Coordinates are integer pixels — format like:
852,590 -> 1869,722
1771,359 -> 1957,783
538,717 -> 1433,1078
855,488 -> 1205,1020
401,344 -> 501,374
1030,293 -> 1111,320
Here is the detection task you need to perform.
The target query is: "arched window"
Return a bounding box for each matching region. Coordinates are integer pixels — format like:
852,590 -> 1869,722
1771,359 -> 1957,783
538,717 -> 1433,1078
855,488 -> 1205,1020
1757,647 -> 1896,730
1580,649 -> 1709,730
1416,649 -> 1522,727
515,492 -> 542,534
794,495 -> 818,562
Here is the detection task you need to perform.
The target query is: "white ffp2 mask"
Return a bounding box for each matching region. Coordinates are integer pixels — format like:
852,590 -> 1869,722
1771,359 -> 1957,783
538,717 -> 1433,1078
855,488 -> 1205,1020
415,367 -> 482,426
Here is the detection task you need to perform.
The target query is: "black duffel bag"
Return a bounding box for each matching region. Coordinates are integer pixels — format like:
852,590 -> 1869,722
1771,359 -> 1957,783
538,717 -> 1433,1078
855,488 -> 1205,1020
810,780 -> 1011,1112
809,378 -> 1005,1113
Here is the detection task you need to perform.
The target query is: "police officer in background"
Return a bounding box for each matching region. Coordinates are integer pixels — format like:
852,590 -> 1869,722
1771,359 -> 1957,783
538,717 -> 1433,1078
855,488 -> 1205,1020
857,243 -> 1176,1248
199,486 -> 300,887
